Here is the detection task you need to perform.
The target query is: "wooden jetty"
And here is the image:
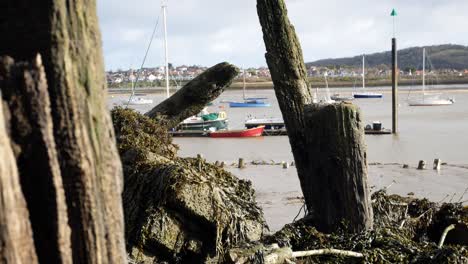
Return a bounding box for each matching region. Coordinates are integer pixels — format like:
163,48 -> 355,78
364,129 -> 392,135
169,130 -> 209,137
170,128 -> 390,137
169,128 -> 287,137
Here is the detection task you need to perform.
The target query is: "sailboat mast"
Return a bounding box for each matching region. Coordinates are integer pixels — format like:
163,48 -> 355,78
324,73 -> 331,100
243,69 -> 246,100
362,55 -> 365,89
162,1 -> 170,98
422,48 -> 425,94
131,70 -> 135,96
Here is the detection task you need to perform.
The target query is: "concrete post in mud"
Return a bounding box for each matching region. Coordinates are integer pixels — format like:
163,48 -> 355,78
256,0 -> 373,233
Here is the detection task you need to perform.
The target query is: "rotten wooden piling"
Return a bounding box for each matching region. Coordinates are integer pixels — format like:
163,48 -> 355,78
417,160 -> 426,170
433,159 -> 441,170
238,158 -> 245,169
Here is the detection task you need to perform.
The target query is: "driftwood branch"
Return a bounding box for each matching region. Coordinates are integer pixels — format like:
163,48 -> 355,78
292,248 -> 364,258
438,224 -> 456,248
145,62 -> 239,129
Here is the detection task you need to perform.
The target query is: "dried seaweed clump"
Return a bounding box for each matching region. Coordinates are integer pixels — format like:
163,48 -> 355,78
111,107 -> 178,159
232,190 -> 467,264
111,108 -> 267,264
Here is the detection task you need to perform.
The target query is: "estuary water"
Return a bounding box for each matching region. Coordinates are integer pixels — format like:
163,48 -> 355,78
109,85 -> 468,231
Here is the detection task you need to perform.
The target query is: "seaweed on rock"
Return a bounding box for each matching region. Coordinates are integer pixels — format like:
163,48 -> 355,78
112,108 -> 267,264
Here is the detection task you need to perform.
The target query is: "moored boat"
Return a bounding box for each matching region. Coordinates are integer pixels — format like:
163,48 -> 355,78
229,69 -> 271,108
177,108 -> 228,131
331,94 -> 354,101
408,96 -> 454,106
229,100 -> 271,108
123,96 -> 153,105
245,117 -> 284,129
178,117 -> 228,131
122,71 -> 154,105
313,73 -> 336,104
209,126 -> 265,138
353,92 -> 383,99
353,55 -> 383,99
244,97 -> 268,100
407,48 -> 454,106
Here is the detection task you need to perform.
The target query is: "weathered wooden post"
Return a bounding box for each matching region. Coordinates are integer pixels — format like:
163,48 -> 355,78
417,160 -> 426,170
0,55 -> 71,263
0,0 -> 127,262
238,158 -> 245,169
302,104 -> 373,232
433,159 -> 441,170
257,0 -> 373,233
0,95 -> 38,263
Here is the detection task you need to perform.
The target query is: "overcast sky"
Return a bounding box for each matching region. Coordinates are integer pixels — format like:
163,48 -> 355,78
97,0 -> 468,71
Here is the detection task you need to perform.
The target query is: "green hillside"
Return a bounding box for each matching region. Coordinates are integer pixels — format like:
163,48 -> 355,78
307,44 -> 468,70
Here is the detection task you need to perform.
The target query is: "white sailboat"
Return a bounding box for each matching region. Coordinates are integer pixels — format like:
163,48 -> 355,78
408,48 -> 454,106
162,0 -> 170,99
317,72 -> 336,104
124,1 -> 171,106
313,72 -> 335,104
331,73 -> 354,101
353,55 -> 383,99
123,71 -> 153,105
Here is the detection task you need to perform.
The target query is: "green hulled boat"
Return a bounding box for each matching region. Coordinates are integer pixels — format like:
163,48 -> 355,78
177,110 -> 228,131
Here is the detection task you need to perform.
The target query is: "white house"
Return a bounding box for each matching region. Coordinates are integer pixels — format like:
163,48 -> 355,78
147,74 -> 158,82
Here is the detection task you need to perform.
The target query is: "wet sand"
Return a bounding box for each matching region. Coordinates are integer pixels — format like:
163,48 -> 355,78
225,163 -> 468,231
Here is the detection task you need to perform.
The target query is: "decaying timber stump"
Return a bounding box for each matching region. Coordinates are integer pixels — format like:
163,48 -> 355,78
257,0 -> 373,232
0,85 -> 38,264
0,0 -> 126,262
0,55 -> 71,263
303,104 -> 373,232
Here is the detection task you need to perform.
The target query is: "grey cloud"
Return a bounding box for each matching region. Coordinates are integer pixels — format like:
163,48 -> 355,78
98,0 -> 468,70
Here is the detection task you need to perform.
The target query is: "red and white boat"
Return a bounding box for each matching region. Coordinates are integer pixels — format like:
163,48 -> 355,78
209,126 -> 265,138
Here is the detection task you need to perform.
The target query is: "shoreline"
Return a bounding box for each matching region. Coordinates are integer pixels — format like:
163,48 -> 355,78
225,162 -> 468,231
108,77 -> 468,93
108,83 -> 468,96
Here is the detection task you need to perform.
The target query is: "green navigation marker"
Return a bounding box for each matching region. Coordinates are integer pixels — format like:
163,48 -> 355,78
391,9 -> 397,37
